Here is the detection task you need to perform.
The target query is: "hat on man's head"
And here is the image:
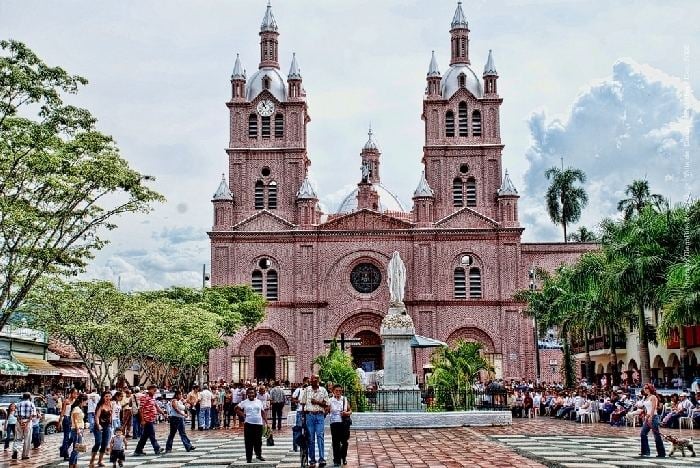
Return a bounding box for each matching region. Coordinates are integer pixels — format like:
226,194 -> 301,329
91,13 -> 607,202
680,392 -> 688,397
133,386 -> 140,392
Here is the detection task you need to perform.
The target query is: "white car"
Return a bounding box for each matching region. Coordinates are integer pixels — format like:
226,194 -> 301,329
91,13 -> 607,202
0,395 -> 60,435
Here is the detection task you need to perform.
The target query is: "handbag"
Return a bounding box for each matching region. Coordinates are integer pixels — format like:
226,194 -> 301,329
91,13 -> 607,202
342,396 -> 352,427
266,433 -> 275,446
75,442 -> 87,453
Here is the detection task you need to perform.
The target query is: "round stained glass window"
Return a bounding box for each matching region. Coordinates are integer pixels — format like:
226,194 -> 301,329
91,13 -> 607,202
350,263 -> 382,294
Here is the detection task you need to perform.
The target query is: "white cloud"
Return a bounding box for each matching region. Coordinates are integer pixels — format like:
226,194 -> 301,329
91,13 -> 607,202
521,59 -> 699,241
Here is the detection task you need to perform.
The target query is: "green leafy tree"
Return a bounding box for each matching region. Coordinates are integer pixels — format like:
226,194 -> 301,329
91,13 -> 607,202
313,340 -> 365,410
617,179 -> 666,220
544,166 -> 588,243
567,226 -> 599,243
0,40 -> 164,329
428,340 -> 492,409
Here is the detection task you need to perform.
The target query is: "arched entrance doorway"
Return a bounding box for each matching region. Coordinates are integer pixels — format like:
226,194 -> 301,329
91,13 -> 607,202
351,331 -> 382,372
254,345 -> 276,381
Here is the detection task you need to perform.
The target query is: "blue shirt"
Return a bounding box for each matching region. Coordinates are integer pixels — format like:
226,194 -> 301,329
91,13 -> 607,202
17,400 -> 35,420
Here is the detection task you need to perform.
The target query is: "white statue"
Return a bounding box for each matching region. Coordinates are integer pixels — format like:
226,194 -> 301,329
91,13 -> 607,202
387,251 -> 406,306
361,161 -> 370,182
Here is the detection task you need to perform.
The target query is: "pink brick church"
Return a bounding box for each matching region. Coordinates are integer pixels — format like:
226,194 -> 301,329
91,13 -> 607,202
208,2 -> 594,384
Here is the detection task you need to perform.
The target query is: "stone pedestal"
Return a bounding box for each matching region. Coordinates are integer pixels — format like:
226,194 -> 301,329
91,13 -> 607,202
379,303 -> 421,410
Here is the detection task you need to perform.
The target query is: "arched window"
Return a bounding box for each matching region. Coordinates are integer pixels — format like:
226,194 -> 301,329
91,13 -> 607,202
254,180 -> 265,209
261,115 -> 271,138
274,113 -> 284,138
266,269 -> 278,300
445,110 -> 455,137
465,177 -> 476,207
460,38 -> 467,58
469,267 -> 482,298
251,270 -> 263,294
262,75 -> 271,90
452,177 -> 464,207
458,73 -> 466,88
472,110 -> 482,137
458,102 -> 468,137
454,267 -> 467,299
267,181 -> 277,209
248,114 -> 258,138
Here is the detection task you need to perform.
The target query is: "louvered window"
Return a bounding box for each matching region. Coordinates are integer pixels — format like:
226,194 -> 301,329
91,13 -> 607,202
458,102 -> 468,136
446,111 -> 455,137
274,114 -> 284,138
252,270 -> 263,294
248,114 -> 258,138
458,73 -> 466,88
254,180 -> 265,209
267,181 -> 277,209
261,115 -> 271,138
452,178 -> 463,207
472,110 -> 482,137
466,177 -> 476,207
469,267 -> 482,298
454,267 -> 466,299
266,270 -> 278,300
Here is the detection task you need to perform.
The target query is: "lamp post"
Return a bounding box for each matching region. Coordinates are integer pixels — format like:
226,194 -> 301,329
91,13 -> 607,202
199,263 -> 210,385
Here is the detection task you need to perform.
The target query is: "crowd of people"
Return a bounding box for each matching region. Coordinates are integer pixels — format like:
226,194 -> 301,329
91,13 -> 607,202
32,376 -> 351,467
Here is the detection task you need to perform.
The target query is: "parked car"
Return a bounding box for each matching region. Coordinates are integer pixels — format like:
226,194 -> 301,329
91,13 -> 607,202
0,394 -> 60,435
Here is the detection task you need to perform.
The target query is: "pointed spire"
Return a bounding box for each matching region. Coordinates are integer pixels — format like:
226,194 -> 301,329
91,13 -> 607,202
260,0 -> 278,32
427,50 -> 440,77
451,1 -> 468,29
484,49 -> 497,76
231,54 -> 245,80
213,173 -> 233,200
363,124 -> 378,151
498,170 -> 518,196
413,170 -> 434,197
288,52 -> 301,79
296,175 -> 317,199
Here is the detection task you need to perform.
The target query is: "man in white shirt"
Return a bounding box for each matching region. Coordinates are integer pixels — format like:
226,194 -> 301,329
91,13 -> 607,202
299,375 -> 330,468
198,384 -> 213,430
87,390 -> 100,431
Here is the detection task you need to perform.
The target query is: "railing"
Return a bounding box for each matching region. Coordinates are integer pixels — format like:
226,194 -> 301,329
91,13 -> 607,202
571,335 -> 626,354
344,389 -> 509,412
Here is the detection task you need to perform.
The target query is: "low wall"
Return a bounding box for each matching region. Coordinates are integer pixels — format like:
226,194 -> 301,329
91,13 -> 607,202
287,410 -> 511,429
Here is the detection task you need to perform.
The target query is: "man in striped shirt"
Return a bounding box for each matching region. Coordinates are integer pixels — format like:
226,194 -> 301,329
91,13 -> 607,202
133,385 -> 164,456
13,393 -> 36,460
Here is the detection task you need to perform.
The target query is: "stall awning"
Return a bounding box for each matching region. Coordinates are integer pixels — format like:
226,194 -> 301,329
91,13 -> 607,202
410,335 -> 448,348
52,363 -> 89,379
13,353 -> 61,376
0,358 -> 29,376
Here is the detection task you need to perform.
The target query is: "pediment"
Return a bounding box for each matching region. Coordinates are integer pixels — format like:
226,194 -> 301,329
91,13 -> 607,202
435,207 -> 499,229
320,209 -> 413,231
232,210 -> 295,232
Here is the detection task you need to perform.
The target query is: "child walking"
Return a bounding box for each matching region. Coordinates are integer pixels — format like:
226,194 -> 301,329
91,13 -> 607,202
109,427 -> 127,468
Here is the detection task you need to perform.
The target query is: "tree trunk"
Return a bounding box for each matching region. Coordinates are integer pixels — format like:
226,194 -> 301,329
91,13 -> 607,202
679,328 -> 688,385
562,332 -> 576,388
563,221 -> 568,243
608,324 -> 620,385
584,333 -> 591,380
638,303 -> 652,384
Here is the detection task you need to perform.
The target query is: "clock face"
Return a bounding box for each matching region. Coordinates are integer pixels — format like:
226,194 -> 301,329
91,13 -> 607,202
256,100 -> 275,117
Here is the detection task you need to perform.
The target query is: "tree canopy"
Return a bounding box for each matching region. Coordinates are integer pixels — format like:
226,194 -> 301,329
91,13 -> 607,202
22,279 -> 266,389
544,166 -> 588,243
0,40 -> 164,330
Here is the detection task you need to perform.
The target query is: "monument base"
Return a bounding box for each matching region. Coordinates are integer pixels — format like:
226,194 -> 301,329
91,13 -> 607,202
374,387 -> 422,411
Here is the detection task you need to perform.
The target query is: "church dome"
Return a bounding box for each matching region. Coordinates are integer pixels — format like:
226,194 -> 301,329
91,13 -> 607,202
246,67 -> 287,102
441,63 -> 483,99
336,183 -> 407,214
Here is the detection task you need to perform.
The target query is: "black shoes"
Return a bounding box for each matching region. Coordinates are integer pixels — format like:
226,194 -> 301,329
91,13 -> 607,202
133,451 -> 146,456
186,446 -> 196,452
256,456 -> 266,461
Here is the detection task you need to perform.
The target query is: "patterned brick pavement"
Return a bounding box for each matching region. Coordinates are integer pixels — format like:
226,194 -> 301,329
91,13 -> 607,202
5,416 -> 699,467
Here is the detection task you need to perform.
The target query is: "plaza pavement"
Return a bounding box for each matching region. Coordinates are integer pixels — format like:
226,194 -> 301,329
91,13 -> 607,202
3,417 -> 698,468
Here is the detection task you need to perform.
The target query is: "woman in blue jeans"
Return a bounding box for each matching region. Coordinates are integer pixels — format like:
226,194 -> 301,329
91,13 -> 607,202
90,391 -> 113,467
69,394 -> 88,468
165,391 -> 195,452
639,383 -> 665,458
4,403 -> 17,451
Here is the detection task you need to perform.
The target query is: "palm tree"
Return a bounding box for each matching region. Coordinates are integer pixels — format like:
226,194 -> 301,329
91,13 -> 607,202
604,205 -> 687,384
545,167 -> 589,243
617,179 -> 666,220
429,341 -> 493,410
567,226 -> 599,243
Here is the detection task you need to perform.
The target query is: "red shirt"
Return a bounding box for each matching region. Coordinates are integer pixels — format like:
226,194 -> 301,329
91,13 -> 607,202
139,393 -> 158,423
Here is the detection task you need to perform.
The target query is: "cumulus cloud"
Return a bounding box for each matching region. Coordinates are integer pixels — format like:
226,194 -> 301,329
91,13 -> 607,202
521,59 -> 699,241
152,225 -> 207,244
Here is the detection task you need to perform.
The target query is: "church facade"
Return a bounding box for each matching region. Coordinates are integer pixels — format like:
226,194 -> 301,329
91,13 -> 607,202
208,2 -> 594,384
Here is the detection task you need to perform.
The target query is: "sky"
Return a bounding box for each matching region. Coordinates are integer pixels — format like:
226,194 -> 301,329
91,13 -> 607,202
1,0 -> 698,291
